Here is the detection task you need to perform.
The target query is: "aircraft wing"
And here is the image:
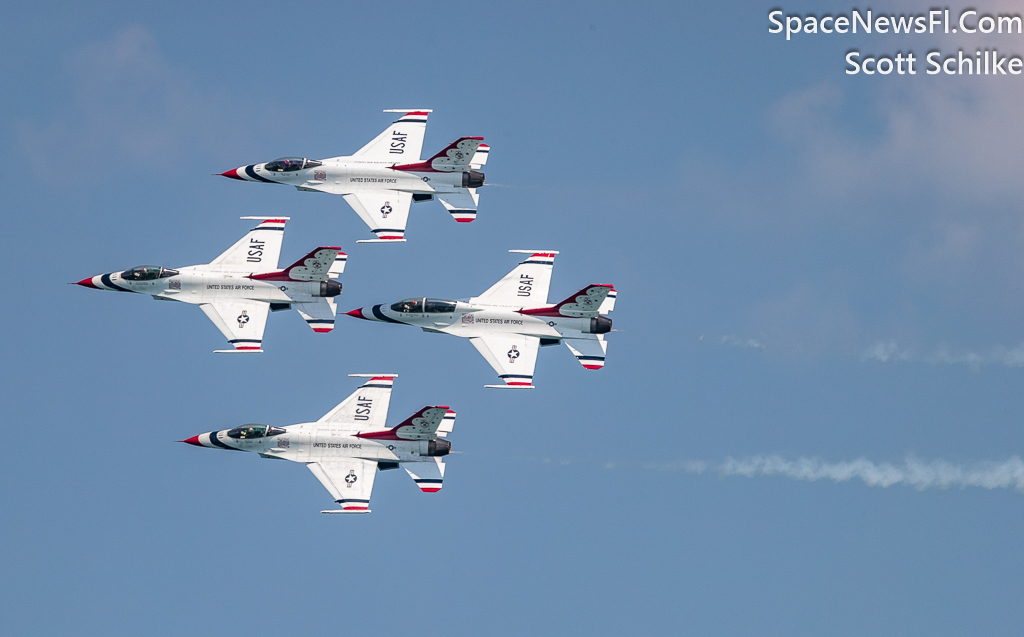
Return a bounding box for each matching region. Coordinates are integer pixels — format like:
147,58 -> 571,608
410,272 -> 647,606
472,251 -> 557,308
348,110 -> 429,162
308,459 -> 377,512
470,334 -> 540,388
343,191 -> 412,243
199,299 -> 270,352
210,218 -> 287,272
316,375 -> 395,431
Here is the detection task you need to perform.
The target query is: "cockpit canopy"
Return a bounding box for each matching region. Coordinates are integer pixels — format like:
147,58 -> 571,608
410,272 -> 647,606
226,424 -> 286,439
264,157 -> 322,172
120,265 -> 179,281
390,298 -> 457,314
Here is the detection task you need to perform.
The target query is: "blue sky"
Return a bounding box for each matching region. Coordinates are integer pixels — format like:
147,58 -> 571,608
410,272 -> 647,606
2,2 -> 1023,635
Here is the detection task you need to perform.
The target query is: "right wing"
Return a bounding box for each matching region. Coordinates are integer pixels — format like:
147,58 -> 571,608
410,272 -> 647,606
199,299 -> 270,352
209,217 -> 287,272
470,251 -> 558,308
470,334 -> 540,388
308,459 -> 377,512
343,191 -> 412,243
348,110 -> 429,161
316,375 -> 396,431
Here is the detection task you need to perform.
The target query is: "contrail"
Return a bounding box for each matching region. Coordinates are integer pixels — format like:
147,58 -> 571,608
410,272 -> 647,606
652,455 -> 1024,493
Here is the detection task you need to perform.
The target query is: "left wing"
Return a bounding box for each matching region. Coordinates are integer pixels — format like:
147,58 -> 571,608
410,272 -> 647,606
347,110 -> 430,161
309,459 -> 378,513
469,334 -> 540,388
199,299 -> 270,352
342,191 -> 412,243
209,217 -> 287,272
316,375 -> 396,431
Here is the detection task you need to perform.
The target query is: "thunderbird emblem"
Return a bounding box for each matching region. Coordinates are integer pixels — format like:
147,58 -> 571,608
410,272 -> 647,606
237,310 -> 249,328
507,345 -> 520,363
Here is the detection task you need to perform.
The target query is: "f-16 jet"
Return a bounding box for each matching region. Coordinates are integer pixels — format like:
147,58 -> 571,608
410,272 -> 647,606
180,374 -> 455,514
74,217 -> 346,353
219,110 -> 489,243
346,251 -> 617,388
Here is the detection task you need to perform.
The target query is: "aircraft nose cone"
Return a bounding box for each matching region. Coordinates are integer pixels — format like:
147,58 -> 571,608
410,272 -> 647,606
346,308 -> 368,320
179,435 -> 203,447
74,276 -> 100,289
218,168 -> 244,181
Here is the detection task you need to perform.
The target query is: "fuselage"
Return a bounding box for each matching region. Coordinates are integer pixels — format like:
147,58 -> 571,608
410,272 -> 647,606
348,298 -> 607,341
222,157 -> 480,196
77,265 -> 338,306
182,422 -> 450,465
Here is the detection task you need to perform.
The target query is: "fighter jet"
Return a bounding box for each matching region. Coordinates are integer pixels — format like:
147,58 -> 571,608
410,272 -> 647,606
180,374 -> 455,514
74,217 -> 346,353
219,110 -> 489,243
346,251 -> 617,388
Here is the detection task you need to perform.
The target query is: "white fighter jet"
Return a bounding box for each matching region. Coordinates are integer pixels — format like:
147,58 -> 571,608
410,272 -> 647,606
180,374 -> 455,514
219,110 -> 489,243
74,217 -> 347,353
346,251 -> 617,388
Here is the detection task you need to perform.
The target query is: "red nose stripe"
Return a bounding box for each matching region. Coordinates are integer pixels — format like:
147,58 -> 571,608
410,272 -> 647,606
179,436 -> 203,447
345,308 -> 367,319
219,169 -> 244,181
75,277 -> 100,289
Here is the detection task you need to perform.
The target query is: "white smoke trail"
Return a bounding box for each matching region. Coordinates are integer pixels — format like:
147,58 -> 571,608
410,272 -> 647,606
653,455 -> 1024,493
861,340 -> 1024,372
706,334 -> 766,350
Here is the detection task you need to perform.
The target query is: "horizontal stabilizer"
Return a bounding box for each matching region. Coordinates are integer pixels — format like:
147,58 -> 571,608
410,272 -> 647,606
328,252 -> 348,278
436,190 -> 480,223
565,336 -> 608,370
296,297 -> 337,333
470,143 -> 490,169
405,457 -> 446,492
